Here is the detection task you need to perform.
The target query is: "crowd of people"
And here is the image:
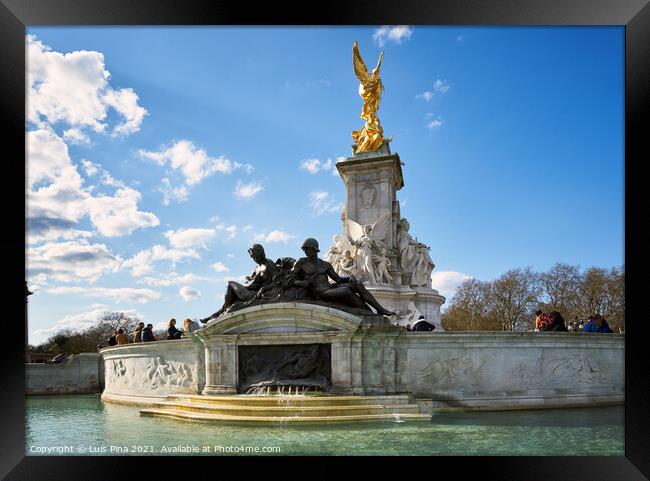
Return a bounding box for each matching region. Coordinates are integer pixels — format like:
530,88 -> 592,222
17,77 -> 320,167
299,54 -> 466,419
105,318 -> 198,346
101,311 -> 615,346
534,310 -> 614,333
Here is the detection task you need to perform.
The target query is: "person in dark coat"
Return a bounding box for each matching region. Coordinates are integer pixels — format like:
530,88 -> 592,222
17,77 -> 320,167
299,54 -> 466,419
167,318 -> 183,340
142,323 -> 156,342
412,315 -> 435,331
549,311 -> 568,332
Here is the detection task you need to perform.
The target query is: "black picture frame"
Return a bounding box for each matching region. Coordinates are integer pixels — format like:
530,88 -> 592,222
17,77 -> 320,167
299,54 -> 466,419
2,0 -> 648,479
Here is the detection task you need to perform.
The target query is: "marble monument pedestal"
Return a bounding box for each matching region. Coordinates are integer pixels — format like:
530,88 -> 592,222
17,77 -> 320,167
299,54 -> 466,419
330,140 -> 445,330
365,284 -> 446,330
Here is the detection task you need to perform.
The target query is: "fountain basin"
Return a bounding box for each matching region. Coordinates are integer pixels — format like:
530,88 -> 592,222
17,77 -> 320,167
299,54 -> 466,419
100,303 -> 624,413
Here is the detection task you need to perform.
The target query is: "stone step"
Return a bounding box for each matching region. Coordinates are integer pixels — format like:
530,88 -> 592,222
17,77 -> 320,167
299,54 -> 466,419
167,394 -> 414,407
140,408 -> 431,423
145,401 -> 422,417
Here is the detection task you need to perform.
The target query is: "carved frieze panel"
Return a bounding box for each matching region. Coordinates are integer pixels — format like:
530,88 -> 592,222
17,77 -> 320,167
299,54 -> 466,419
104,356 -> 196,393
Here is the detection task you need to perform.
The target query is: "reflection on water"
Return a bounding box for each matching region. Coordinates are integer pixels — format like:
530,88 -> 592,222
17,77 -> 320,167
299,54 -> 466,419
26,395 -> 624,456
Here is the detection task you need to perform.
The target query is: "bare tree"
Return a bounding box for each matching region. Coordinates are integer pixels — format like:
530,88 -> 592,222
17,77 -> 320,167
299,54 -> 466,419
441,278 -> 494,331
33,311 -> 143,354
442,264 -> 623,333
489,268 -> 541,331
606,266 -> 625,332
576,267 -> 609,319
540,263 -> 581,320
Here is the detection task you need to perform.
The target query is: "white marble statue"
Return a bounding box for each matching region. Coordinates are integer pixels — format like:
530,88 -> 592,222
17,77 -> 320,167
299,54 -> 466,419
326,235 -> 344,273
346,214 -> 391,284
397,218 -> 435,287
338,249 -> 359,278
373,246 -> 393,284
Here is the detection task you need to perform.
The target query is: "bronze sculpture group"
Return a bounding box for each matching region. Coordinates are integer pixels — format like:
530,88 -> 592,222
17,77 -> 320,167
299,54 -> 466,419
200,238 -> 394,324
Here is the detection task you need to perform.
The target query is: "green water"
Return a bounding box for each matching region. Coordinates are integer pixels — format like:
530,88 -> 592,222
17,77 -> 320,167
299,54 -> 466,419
26,395 -> 624,456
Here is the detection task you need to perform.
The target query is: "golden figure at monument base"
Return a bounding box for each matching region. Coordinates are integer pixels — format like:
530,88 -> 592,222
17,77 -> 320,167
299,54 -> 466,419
351,41 -> 385,153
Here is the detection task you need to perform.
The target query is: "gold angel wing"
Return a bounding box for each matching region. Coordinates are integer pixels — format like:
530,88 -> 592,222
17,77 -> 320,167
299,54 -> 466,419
370,214 -> 391,243
373,51 -> 384,76
346,218 -> 365,243
353,41 -> 370,84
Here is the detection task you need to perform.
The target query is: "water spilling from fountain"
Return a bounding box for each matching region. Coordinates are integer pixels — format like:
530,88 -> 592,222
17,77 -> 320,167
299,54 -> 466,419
244,385 -> 320,396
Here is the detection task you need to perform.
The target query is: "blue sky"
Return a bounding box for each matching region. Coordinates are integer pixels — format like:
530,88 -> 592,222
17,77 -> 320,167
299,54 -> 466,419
26,26 -> 624,344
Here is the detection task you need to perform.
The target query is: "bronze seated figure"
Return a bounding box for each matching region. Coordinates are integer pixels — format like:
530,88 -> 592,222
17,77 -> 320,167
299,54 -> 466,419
200,238 -> 394,323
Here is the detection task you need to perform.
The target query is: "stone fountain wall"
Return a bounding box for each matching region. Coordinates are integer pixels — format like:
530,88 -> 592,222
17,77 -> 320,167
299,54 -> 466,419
101,338 -> 204,405
100,303 -> 624,411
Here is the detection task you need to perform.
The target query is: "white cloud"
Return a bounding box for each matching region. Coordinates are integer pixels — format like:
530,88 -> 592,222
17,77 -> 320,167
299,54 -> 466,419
211,262 -> 230,273
431,271 -> 472,299
158,178 -> 189,206
426,114 -> 444,130
27,34 -> 147,137
165,228 -> 216,249
80,159 -> 126,188
81,159 -> 100,177
101,87 -> 147,136
46,286 -> 161,303
308,191 -> 343,216
299,158 -> 333,174
234,181 -> 263,200
254,230 -> 296,243
179,286 -> 201,301
30,307 -> 144,344
84,187 -> 159,237
417,80 -> 449,103
137,272 -> 209,287
27,129 -> 159,242
215,223 -> 238,239
63,128 -> 91,145
434,79 -> 450,93
27,240 -> 122,283
373,26 -> 413,47
138,140 -> 244,186
122,245 -> 201,277
27,217 -> 95,244
28,129 -> 84,192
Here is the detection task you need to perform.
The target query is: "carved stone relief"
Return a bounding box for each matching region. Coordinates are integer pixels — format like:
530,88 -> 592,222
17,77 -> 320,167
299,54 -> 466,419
410,354 -> 485,388
545,352 -> 610,386
105,357 -> 195,392
359,184 -> 376,208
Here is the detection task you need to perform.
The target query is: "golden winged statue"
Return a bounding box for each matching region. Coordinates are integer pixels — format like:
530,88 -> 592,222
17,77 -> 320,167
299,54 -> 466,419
351,41 -> 385,153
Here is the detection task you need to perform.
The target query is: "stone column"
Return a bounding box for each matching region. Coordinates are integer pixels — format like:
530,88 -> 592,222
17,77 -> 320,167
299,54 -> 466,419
330,341 -> 353,394
202,338 -> 238,395
361,338 -> 386,395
